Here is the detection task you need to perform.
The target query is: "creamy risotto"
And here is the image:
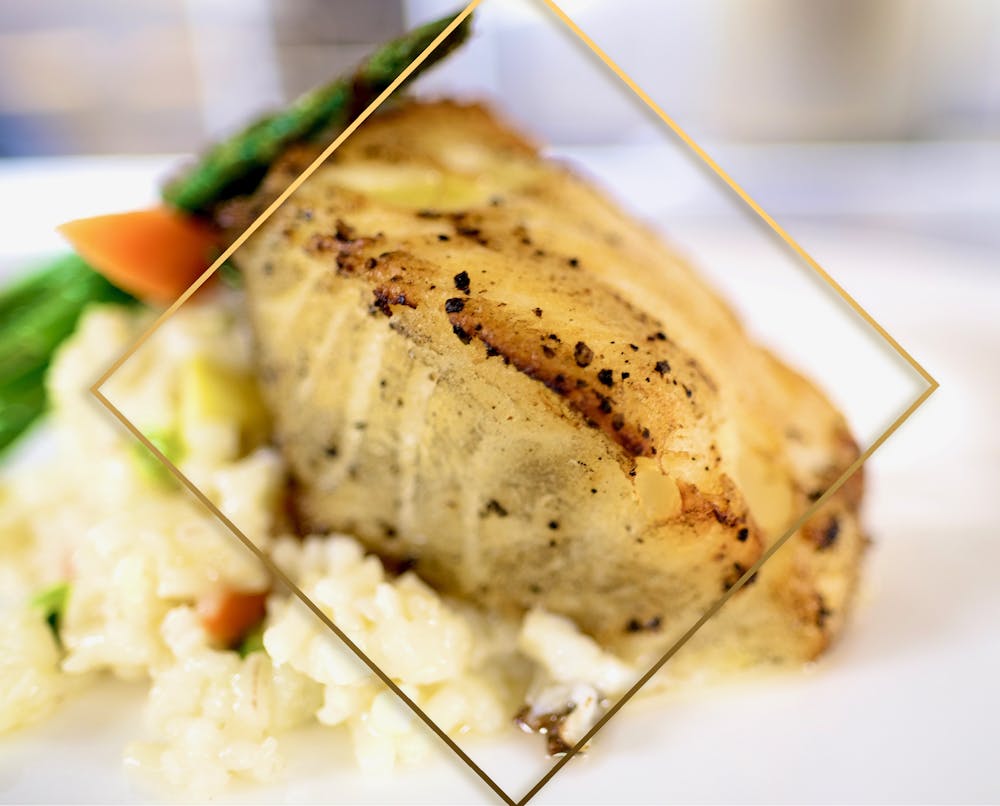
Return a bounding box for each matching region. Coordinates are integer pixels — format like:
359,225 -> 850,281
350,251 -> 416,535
0,294 -> 643,794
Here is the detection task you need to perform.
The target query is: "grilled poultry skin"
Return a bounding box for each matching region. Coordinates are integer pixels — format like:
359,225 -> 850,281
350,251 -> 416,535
236,101 -> 865,663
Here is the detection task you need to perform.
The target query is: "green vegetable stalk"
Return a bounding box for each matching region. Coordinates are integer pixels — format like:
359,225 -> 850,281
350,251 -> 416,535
0,255 -> 136,455
162,10 -> 472,214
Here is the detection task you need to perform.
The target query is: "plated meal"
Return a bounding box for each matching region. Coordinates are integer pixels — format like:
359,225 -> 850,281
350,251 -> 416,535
0,10 -> 865,797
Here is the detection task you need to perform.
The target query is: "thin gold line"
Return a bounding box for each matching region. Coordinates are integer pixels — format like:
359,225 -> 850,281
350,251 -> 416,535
88,0 -> 941,803
514,382 -> 936,805
90,0 -> 484,397
91,389 -> 516,806
538,0 -> 938,391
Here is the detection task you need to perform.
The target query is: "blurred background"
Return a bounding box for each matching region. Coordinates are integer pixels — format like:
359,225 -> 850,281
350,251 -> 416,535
3,0 -> 998,147
0,0 -> 997,251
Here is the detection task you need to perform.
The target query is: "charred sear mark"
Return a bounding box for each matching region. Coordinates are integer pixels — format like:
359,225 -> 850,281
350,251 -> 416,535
456,224 -> 484,242
370,283 -> 417,317
710,504 -> 741,529
806,516 -> 841,550
305,227 -> 373,263
723,562 -> 757,592
446,304 -> 654,457
818,518 -> 840,550
678,482 -> 749,536
334,219 -> 355,241
625,615 -> 662,633
514,705 -> 575,756
816,594 -> 832,628
574,341 -> 594,367
481,498 -> 508,517
685,356 -> 718,393
355,251 -> 439,316
439,211 -> 489,245
380,554 -> 419,575
305,233 -> 339,252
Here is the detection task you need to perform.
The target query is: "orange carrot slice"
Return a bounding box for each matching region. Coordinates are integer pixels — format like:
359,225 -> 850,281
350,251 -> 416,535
197,589 -> 268,647
58,207 -> 220,304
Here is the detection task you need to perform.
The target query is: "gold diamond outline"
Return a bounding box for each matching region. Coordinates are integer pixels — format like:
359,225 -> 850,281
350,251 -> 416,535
89,1 -> 938,804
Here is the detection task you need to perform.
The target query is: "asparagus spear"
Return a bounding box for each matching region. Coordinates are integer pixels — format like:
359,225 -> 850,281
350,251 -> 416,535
0,254 -> 135,455
162,11 -> 472,214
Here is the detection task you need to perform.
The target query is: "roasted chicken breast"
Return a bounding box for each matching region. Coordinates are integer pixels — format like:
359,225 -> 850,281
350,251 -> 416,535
235,101 -> 865,665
